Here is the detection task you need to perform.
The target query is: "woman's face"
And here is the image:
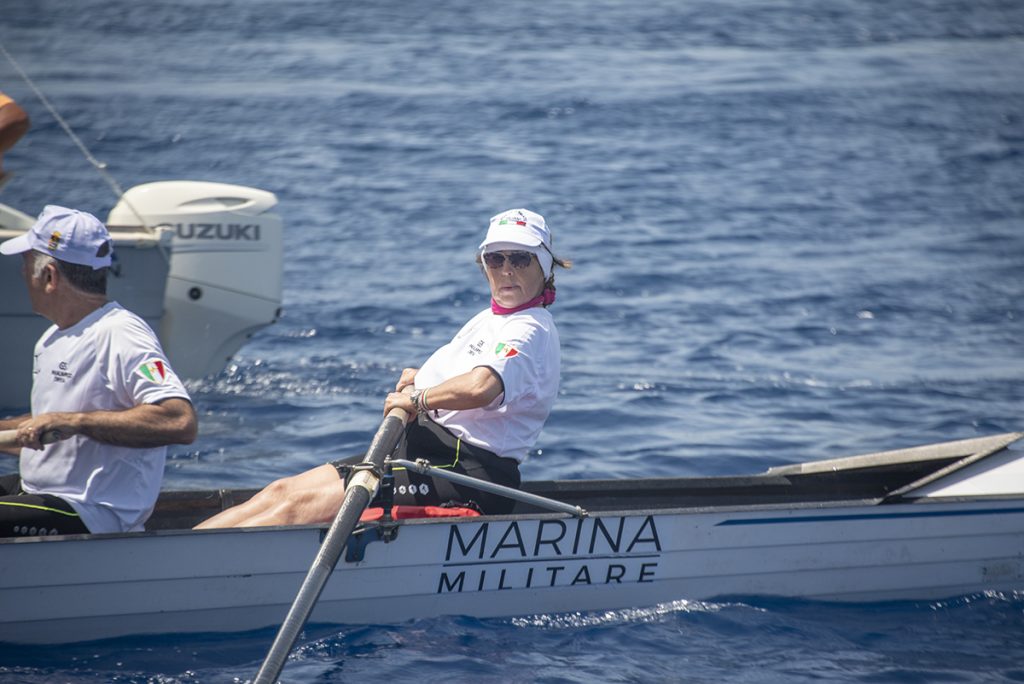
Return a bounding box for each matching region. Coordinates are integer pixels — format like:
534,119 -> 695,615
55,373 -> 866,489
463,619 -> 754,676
482,250 -> 546,309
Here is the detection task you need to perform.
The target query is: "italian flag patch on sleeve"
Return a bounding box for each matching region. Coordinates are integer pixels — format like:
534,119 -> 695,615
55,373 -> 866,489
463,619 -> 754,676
137,359 -> 168,383
494,342 -> 519,358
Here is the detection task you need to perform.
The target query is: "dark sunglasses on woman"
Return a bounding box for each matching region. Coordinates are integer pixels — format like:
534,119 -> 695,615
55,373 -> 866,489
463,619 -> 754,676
483,251 -> 535,269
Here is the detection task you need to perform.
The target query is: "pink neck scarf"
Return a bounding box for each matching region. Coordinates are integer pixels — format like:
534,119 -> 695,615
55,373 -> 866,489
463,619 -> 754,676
491,288 -> 556,315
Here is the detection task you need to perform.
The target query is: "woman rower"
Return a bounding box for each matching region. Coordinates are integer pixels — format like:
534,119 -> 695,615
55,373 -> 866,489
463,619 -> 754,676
196,208 -> 570,528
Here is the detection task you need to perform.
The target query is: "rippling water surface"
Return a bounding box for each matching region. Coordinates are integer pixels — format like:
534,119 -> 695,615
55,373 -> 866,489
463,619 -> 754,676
1,0 -> 1023,681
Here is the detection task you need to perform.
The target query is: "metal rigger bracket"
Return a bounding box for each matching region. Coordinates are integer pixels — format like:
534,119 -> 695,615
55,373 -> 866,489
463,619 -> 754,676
344,462 -> 399,563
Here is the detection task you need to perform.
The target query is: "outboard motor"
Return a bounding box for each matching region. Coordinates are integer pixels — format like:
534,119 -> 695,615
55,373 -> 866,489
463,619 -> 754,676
107,181 -> 283,379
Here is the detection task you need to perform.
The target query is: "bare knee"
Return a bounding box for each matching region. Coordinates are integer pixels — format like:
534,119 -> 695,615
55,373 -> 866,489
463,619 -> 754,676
272,484 -> 345,525
251,471 -> 312,504
263,477 -> 296,498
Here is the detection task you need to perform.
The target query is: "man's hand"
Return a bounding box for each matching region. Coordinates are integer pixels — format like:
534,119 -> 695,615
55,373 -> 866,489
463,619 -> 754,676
14,415 -> 68,450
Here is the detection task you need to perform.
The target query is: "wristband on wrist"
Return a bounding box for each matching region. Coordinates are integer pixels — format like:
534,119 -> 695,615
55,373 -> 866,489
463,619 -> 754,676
409,389 -> 424,414
420,387 -> 432,412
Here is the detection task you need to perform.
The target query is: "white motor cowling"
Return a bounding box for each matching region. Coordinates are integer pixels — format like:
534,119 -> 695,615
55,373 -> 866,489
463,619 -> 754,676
107,181 -> 283,379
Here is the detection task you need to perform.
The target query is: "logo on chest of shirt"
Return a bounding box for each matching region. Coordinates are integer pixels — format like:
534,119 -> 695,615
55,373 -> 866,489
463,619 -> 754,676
50,360 -> 73,383
467,338 -> 487,357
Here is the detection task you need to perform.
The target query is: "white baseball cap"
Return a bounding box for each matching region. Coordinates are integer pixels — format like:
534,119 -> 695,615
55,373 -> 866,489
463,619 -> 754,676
479,208 -> 551,251
0,205 -> 113,269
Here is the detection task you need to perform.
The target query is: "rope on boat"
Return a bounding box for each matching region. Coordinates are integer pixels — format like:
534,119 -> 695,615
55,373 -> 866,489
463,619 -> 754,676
0,40 -> 155,235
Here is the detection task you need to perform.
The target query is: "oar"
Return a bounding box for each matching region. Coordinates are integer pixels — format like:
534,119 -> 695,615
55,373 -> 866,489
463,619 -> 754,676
253,403 -> 409,684
0,428 -> 63,449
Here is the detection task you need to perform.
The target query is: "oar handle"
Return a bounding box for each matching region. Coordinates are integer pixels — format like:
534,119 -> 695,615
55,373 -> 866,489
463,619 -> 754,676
0,428 -> 64,449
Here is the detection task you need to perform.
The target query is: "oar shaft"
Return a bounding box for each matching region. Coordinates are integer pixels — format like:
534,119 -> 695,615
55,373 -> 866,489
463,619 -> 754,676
254,408 -> 408,684
254,485 -> 374,683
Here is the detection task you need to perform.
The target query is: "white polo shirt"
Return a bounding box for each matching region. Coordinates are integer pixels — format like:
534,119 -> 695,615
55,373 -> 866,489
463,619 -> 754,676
20,302 -> 190,533
414,306 -> 560,462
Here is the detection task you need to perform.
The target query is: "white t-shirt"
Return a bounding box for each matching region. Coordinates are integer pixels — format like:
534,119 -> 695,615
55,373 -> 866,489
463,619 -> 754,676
414,306 -> 560,462
19,301 -> 190,533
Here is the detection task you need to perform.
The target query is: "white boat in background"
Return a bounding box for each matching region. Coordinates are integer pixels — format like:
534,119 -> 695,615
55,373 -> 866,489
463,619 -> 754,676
0,432 -> 1021,645
0,180 -> 284,408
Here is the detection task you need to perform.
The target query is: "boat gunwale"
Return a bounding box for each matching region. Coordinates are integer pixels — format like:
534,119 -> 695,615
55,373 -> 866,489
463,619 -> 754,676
4,490 -> 1024,549
1,432 -> 1019,547
765,432 -> 1022,476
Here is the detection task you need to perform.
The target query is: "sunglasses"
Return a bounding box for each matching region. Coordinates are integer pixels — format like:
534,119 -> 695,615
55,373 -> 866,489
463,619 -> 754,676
483,251 -> 535,270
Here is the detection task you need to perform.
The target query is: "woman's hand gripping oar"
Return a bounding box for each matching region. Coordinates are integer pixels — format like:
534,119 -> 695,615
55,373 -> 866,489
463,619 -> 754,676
253,398 -> 411,684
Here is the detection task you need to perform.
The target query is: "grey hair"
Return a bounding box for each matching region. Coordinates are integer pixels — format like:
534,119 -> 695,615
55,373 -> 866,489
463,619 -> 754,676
30,253 -> 54,280
32,253 -> 108,296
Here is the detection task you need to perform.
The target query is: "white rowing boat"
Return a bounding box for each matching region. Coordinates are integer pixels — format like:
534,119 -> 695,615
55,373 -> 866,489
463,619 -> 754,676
0,432 -> 1021,645
0,180 -> 284,408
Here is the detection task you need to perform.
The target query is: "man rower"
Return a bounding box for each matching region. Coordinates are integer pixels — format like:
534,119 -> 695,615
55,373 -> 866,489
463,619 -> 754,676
0,205 -> 197,537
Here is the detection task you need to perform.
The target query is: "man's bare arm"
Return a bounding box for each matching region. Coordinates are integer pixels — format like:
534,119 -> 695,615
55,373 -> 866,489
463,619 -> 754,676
11,399 -> 197,450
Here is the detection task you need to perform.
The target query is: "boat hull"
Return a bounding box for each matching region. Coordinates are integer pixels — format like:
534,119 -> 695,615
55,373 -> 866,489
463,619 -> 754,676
2,433 -> 1021,645
2,495 -> 1022,645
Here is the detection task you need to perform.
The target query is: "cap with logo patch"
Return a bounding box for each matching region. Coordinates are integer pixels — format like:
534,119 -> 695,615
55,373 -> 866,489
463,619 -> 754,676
0,205 -> 113,270
480,209 -> 551,251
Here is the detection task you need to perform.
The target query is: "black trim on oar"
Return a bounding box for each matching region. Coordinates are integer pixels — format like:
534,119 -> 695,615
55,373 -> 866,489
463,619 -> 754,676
253,406 -> 408,684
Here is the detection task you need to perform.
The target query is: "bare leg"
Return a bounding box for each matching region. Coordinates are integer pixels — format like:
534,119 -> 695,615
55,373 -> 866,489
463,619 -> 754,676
233,477 -> 348,527
195,463 -> 345,529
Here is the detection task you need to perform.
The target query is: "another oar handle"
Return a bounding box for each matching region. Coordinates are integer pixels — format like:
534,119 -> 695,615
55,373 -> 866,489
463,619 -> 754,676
0,428 -> 64,449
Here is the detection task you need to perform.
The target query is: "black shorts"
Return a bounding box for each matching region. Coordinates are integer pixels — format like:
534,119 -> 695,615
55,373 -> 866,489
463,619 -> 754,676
330,414 -> 521,515
0,473 -> 90,537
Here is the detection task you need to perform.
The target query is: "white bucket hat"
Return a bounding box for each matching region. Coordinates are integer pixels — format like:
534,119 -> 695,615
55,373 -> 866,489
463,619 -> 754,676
0,205 -> 113,269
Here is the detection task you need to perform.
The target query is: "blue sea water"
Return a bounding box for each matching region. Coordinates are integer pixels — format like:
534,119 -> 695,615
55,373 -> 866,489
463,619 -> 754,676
1,0 -> 1024,681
